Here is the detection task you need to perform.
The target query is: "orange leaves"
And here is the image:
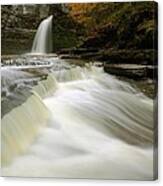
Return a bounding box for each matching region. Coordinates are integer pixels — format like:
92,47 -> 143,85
67,3 -> 97,25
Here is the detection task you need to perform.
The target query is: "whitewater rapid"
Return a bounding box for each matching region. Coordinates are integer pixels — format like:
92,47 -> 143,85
1,65 -> 154,180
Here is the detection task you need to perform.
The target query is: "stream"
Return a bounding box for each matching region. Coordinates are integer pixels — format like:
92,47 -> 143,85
1,55 -> 154,179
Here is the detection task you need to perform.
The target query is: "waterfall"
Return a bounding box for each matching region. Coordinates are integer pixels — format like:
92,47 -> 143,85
31,15 -> 53,53
2,65 -> 154,180
1,92 -> 50,166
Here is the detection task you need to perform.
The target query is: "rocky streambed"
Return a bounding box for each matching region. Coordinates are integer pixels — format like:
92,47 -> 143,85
1,53 -> 156,109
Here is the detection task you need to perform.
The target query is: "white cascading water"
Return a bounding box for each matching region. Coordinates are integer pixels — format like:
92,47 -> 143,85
31,15 -> 53,53
1,65 -> 154,180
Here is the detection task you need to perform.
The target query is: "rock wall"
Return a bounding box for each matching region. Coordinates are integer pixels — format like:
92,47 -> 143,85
1,5 -> 50,54
50,4 -> 83,51
1,4 -> 83,55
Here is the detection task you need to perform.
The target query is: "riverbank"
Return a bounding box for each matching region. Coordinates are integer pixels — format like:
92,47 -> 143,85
57,48 -> 157,73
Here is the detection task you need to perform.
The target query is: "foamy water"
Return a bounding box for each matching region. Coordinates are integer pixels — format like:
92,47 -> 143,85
1,65 -> 154,180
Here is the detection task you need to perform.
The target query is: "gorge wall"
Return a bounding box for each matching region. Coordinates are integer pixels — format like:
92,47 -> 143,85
1,5 -> 45,54
1,2 -> 157,60
1,4 -> 82,55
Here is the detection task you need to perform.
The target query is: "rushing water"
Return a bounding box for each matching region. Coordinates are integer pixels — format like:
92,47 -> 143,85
1,58 -> 154,180
1,56 -> 69,116
31,15 -> 53,53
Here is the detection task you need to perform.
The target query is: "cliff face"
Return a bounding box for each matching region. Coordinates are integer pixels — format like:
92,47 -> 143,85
1,5 -> 55,54
1,4 -> 82,54
1,5 -> 41,54
2,5 -> 39,30
50,5 -> 83,51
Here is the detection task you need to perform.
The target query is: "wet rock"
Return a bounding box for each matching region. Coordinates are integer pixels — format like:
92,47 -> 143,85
58,48 -> 157,66
97,49 -> 157,66
104,64 -> 157,80
57,48 -> 99,55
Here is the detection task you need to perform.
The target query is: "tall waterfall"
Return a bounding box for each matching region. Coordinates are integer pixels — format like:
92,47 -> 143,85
2,65 -> 154,180
31,15 -> 53,53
